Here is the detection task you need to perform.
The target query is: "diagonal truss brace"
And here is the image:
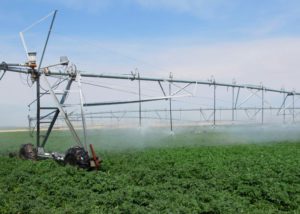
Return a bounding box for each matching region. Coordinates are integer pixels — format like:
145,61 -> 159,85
171,82 -> 193,96
41,78 -> 73,147
277,93 -> 300,115
41,73 -> 82,147
245,108 -> 261,120
0,70 -> 6,80
237,89 -> 260,108
158,81 -> 166,96
76,73 -> 88,150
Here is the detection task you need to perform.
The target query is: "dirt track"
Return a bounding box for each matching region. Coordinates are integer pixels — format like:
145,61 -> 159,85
0,129 -> 28,133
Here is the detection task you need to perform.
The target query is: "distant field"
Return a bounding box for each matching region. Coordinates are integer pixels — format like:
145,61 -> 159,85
2,125 -> 300,153
0,127 -> 300,213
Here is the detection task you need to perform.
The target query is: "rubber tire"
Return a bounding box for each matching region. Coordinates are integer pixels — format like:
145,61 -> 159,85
64,146 -> 90,169
19,144 -> 37,160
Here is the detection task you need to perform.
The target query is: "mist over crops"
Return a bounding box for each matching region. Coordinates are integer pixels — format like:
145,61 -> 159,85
1,125 -> 300,213
85,124 -> 300,152
1,124 -> 300,155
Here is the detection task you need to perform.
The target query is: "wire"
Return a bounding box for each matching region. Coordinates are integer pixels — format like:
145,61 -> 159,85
26,74 -> 34,88
39,68 -> 64,92
81,81 -> 140,96
51,35 -> 169,74
27,77 -> 68,107
21,11 -> 55,33
17,71 -> 29,85
79,77 -> 231,109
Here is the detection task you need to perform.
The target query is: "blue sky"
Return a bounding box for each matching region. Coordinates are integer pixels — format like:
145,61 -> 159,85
1,0 -> 300,83
1,0 -> 300,126
1,0 -> 300,42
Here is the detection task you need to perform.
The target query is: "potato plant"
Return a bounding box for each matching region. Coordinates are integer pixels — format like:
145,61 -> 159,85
0,140 -> 299,213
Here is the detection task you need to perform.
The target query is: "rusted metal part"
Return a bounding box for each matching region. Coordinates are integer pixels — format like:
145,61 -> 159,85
89,144 -> 101,171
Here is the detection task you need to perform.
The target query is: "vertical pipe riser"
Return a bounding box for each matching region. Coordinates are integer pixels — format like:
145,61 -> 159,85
293,95 -> 295,123
232,87 -> 234,122
213,84 -> 216,126
36,74 -> 40,148
138,73 -> 142,127
283,93 -> 286,123
169,79 -> 173,131
262,89 -> 264,125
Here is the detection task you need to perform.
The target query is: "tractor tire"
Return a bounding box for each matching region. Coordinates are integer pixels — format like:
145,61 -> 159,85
19,144 -> 37,160
64,146 -> 90,169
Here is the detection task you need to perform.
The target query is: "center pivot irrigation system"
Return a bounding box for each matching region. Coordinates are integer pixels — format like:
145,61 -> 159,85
1,11 -> 300,168
0,10 -> 102,169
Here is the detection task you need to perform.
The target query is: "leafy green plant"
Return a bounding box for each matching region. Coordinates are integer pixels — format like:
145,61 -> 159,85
0,130 -> 300,213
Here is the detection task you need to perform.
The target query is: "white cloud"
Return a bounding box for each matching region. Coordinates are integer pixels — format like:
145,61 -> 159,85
144,38 -> 300,90
3,34 -> 300,91
238,16 -> 287,37
43,35 -> 300,91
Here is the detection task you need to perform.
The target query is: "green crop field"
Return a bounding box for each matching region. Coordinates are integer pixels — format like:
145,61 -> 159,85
0,127 -> 300,213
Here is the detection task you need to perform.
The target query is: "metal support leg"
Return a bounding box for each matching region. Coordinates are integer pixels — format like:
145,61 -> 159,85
293,94 -> 295,123
261,89 -> 264,125
232,87 -> 235,122
235,87 -> 240,121
283,93 -> 286,123
36,73 -> 40,148
213,84 -> 216,126
169,74 -> 173,131
138,73 -> 142,127
77,73 -> 88,151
